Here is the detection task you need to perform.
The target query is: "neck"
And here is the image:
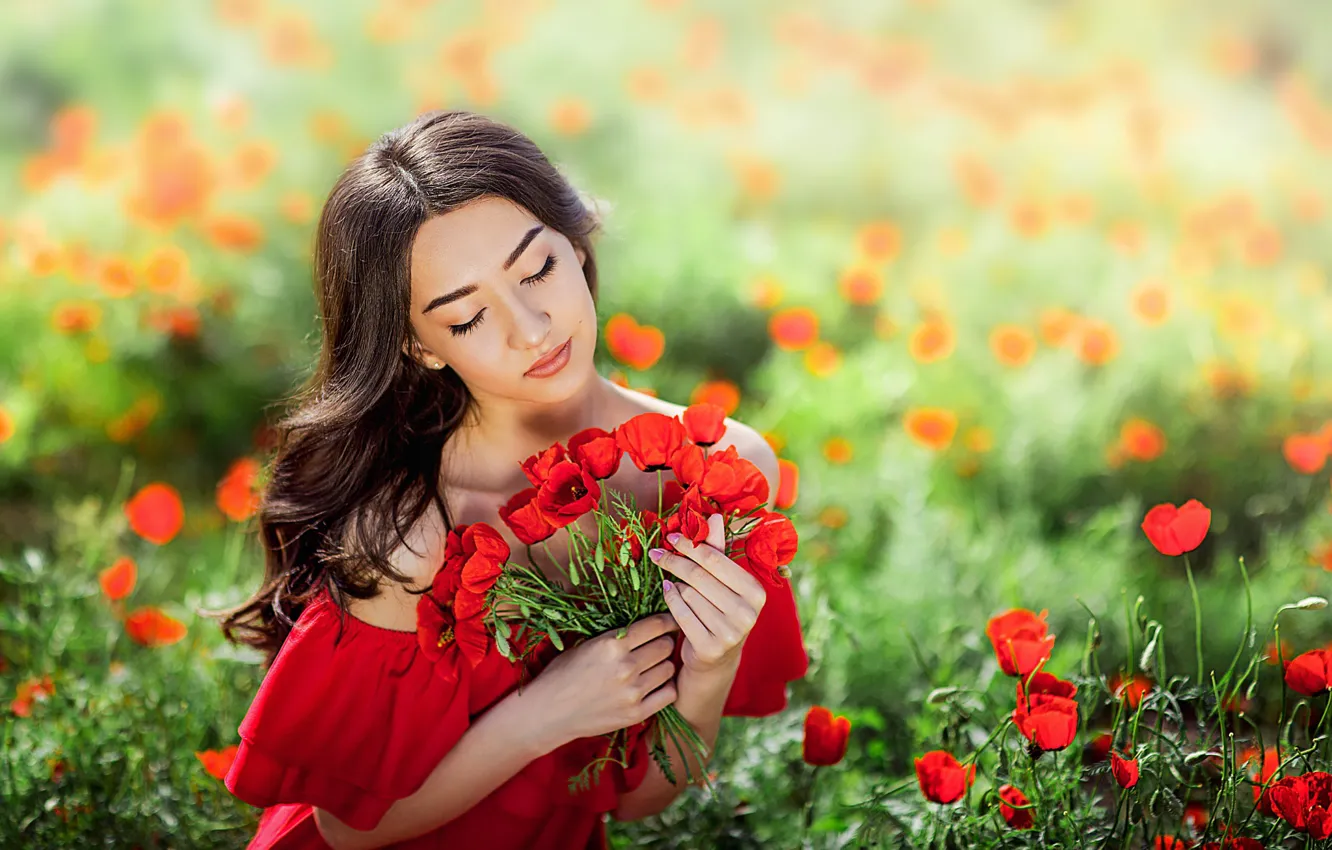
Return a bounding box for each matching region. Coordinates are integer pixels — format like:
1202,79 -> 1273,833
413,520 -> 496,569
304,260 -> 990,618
448,372 -> 621,479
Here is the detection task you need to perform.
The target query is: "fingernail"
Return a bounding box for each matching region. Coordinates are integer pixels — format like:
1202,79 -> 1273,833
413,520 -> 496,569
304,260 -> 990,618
666,532 -> 682,545
663,579 -> 674,593
648,547 -> 666,562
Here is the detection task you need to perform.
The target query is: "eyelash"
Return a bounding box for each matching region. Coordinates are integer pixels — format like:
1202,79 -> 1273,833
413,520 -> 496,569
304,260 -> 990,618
449,254 -> 559,337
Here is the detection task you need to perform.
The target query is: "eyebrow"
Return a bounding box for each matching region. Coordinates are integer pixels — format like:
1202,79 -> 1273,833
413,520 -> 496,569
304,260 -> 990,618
422,224 -> 546,314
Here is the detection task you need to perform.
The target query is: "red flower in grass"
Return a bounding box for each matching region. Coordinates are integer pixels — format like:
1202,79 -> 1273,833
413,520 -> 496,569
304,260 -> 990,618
499,487 -> 557,545
997,783 -> 1034,829
1198,839 -> 1265,850
1285,649 -> 1332,696
567,427 -> 622,480
670,443 -> 706,487
99,556 -> 137,601
10,675 -> 55,717
681,402 -> 727,447
802,706 -> 851,766
742,510 -> 798,586
1109,672 -> 1154,709
616,412 -> 687,472
1111,750 -> 1140,788
124,606 -> 187,647
1014,671 -> 1079,752
124,482 -> 185,545
1267,772 -> 1332,839
1154,839 -> 1189,849
985,608 -> 1056,677
1248,746 -> 1282,816
195,746 -> 239,781
1141,499 -> 1210,556
914,750 -> 975,804
1085,731 -> 1113,763
662,487 -> 720,547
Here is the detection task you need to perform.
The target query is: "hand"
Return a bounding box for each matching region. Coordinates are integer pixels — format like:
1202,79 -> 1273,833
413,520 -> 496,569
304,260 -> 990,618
649,513 -> 767,675
527,612 -> 681,747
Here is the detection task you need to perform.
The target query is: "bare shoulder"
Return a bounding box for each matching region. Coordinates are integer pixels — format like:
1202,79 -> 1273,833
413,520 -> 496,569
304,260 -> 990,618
611,382 -> 781,507
344,500 -> 448,632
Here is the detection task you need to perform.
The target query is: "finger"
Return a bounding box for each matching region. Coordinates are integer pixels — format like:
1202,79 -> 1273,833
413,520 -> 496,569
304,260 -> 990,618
629,632 -> 677,670
639,680 -> 678,716
677,584 -> 743,647
705,511 -> 725,552
663,533 -> 766,613
624,611 -> 680,648
652,549 -> 742,614
663,579 -> 710,647
637,657 -> 677,696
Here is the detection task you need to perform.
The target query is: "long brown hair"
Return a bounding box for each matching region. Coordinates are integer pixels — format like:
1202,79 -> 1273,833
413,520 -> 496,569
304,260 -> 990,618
214,110 -> 603,665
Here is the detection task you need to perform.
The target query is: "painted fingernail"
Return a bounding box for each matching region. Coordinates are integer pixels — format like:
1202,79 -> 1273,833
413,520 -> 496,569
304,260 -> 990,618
648,547 -> 666,562
666,532 -> 682,545
663,579 -> 674,593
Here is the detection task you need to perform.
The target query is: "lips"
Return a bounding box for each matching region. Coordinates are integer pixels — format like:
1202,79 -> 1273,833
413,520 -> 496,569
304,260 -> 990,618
525,338 -> 571,375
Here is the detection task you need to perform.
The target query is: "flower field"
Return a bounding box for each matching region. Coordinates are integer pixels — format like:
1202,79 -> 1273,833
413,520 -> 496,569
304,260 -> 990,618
2,0 -> 1332,846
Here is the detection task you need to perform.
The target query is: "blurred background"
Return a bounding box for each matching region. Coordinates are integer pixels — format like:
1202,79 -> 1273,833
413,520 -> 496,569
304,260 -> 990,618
1,0 -> 1330,845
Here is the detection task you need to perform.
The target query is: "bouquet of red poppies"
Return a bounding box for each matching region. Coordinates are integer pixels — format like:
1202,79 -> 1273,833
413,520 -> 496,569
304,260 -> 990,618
414,403 -> 799,794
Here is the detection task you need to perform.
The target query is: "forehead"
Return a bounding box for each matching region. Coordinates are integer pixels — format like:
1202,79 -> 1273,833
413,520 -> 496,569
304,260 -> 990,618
410,196 -> 541,293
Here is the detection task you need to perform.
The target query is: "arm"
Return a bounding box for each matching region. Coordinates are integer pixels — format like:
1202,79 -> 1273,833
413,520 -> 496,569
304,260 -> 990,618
314,682 -> 567,850
611,656 -> 741,821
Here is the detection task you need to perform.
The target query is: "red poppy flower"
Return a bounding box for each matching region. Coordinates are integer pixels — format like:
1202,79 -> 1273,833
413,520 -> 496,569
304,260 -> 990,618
997,783 -> 1034,829
1086,731 -> 1113,763
615,510 -> 662,562
1111,750 -> 1140,788
521,444 -> 569,487
458,524 -> 509,596
1267,771 -> 1332,839
124,606 -> 187,647
914,750 -> 975,804
1154,838 -> 1189,849
682,402 -> 727,447
195,745 -> 240,781
985,608 -> 1056,678
99,556 -> 137,601
124,482 -> 185,545
536,461 -> 601,528
802,706 -> 851,766
1017,670 -> 1078,703
216,457 -> 262,522
498,487 -> 556,545
660,479 -> 685,514
416,592 -> 459,672
1109,672 -> 1154,708
1141,499 -> 1211,556
670,443 -> 706,487
567,427 -> 622,480
1285,649 -> 1332,696
776,458 -> 799,509
1249,746 -> 1282,816
697,445 -> 769,515
662,487 -> 718,546
1013,675 -> 1079,752
615,412 -> 687,472
452,589 -> 492,668
1198,838 -> 1265,850
743,510 -> 798,586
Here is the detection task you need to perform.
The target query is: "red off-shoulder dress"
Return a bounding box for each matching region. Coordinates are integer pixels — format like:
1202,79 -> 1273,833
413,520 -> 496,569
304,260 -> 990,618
224,577 -> 808,849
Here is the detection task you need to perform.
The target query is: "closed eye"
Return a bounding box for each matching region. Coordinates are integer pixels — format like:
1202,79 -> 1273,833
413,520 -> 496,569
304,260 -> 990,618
448,254 -> 559,337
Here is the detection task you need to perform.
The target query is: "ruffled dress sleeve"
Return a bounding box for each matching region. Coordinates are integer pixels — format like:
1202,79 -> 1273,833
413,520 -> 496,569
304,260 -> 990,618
223,590 -> 472,832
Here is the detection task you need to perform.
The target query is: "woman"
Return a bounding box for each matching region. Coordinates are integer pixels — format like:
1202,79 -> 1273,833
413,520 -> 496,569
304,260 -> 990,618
216,109 -> 809,850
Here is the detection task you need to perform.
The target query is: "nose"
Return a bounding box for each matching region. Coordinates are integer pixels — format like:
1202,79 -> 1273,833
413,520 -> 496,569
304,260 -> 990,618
508,289 -> 551,351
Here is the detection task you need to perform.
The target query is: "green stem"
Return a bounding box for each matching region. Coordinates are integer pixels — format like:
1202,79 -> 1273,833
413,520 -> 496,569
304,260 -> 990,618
1184,554 -> 1204,684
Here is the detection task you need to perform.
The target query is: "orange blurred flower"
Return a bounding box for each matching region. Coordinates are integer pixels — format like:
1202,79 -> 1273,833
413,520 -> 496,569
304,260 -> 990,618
909,317 -> 955,363
1039,308 -> 1080,347
989,325 -> 1036,368
97,255 -> 137,298
124,606 -> 187,647
856,221 -> 901,262
689,380 -> 740,416
1283,432 -> 1328,474
125,482 -> 185,545
203,213 -> 264,252
838,265 -> 883,305
904,407 -> 957,451
604,313 -> 664,370
549,98 -> 592,135
625,66 -> 669,103
823,437 -> 853,464
1109,672 -> 1153,709
776,458 -> 799,509
1119,418 -> 1167,462
1130,281 -> 1170,325
749,274 -> 783,309
141,245 -> 190,294
769,307 -> 818,351
804,341 -> 842,377
99,556 -> 137,601
196,745 -> 240,780
1076,319 -> 1119,366
51,300 -> 102,335
0,407 -> 14,444
10,675 -> 55,718
217,458 -> 263,522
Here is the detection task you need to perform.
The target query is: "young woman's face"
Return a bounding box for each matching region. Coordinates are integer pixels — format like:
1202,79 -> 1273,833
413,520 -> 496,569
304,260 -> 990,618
405,196 -> 597,403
